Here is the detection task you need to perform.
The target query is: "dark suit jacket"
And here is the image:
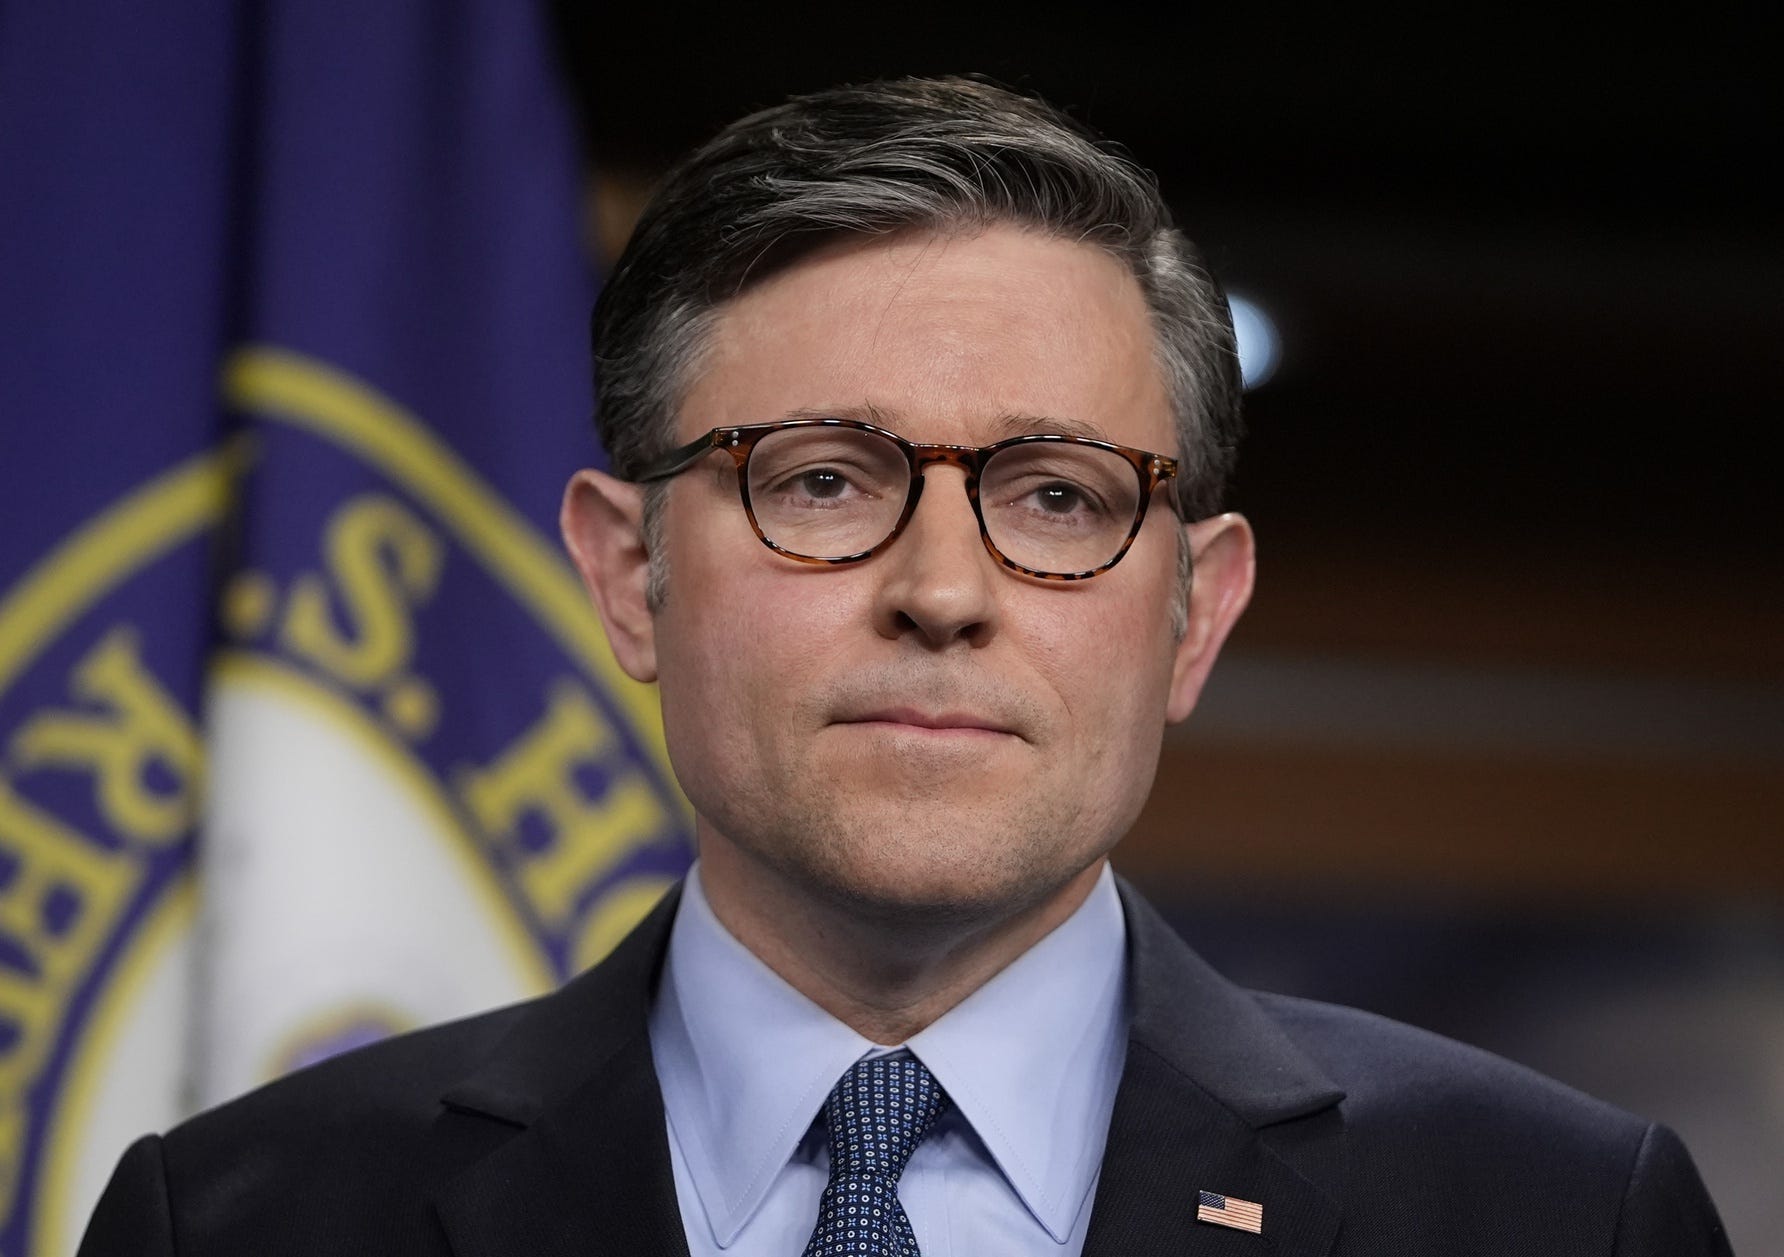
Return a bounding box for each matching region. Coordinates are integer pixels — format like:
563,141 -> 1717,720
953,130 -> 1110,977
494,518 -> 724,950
80,881 -> 1732,1256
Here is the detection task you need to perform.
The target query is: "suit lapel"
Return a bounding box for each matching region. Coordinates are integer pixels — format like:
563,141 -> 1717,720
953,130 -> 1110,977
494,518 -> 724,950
431,887 -> 692,1257
1084,885 -> 1346,1256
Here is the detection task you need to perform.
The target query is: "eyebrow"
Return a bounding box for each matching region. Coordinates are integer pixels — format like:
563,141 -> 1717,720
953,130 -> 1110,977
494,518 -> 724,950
985,412 -> 1111,442
777,406 -> 1110,443
779,403 -> 900,427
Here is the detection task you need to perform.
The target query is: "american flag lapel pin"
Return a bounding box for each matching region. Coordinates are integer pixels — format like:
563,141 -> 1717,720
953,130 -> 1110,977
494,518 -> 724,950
1196,1189 -> 1264,1234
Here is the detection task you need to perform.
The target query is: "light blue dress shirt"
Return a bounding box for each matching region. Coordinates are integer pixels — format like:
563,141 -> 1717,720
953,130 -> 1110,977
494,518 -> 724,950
649,862 -> 1130,1257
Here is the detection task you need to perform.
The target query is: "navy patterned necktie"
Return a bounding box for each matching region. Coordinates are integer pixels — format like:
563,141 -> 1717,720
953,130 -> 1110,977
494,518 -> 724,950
802,1054 -> 949,1257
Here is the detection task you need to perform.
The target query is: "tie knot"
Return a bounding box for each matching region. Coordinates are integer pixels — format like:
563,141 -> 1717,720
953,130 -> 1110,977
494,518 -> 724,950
822,1055 -> 948,1181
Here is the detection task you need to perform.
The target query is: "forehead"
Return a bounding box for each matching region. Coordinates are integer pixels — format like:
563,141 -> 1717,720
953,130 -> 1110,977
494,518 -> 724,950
678,225 -> 1173,451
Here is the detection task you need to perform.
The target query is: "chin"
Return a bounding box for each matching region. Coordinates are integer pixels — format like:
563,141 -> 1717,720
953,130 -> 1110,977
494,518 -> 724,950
769,805 -> 1099,930
695,766 -> 1126,930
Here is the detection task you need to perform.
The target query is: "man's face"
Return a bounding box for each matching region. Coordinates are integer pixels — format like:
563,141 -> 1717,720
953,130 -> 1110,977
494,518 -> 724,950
600,225 -> 1243,922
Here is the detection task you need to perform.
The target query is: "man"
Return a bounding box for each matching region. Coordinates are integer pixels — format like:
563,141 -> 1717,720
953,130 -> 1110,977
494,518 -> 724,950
82,77 -> 1729,1256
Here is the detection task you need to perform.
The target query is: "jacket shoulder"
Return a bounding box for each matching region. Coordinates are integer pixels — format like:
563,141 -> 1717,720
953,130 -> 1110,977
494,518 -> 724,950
1256,993 -> 1731,1254
176,996 -> 534,1145
83,890 -> 682,1256
1252,992 -> 1733,1252
1114,883 -> 1730,1255
1257,989 -> 1646,1142
141,998 -> 539,1250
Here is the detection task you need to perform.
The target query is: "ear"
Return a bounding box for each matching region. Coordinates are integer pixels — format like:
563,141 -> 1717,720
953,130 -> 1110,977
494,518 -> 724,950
561,468 -> 659,683
1165,512 -> 1255,724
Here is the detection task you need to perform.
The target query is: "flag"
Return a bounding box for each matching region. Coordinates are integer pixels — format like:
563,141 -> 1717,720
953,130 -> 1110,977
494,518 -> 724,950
0,4 -> 692,1254
1197,1189 -> 1265,1234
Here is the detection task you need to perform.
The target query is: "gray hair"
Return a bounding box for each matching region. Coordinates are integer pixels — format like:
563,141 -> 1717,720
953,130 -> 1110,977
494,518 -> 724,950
591,77 -> 1242,617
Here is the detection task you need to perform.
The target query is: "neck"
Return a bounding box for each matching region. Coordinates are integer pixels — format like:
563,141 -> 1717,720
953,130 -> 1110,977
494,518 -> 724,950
697,837 -> 1104,1045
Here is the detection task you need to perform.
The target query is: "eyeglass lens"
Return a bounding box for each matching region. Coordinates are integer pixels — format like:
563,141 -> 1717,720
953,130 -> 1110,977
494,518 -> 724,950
745,426 -> 1144,573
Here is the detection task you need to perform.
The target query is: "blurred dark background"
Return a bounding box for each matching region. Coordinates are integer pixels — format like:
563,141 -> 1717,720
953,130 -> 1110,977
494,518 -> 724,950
550,6 -> 1781,1247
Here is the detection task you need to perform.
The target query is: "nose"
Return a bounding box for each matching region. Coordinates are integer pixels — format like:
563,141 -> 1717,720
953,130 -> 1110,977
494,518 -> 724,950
870,467 -> 1000,649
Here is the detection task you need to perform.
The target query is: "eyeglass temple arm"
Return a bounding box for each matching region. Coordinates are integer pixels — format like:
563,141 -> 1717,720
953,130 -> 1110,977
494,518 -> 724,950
633,429 -> 730,483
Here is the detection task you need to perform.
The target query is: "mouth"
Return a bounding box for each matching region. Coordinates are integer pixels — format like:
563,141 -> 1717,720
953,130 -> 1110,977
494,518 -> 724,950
837,707 -> 1021,739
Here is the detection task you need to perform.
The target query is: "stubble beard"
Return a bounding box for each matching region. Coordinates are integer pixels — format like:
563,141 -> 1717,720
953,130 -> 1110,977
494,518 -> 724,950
707,760 -> 1112,940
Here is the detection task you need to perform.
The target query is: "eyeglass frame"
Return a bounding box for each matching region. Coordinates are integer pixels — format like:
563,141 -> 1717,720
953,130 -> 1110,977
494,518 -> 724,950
632,416 -> 1182,581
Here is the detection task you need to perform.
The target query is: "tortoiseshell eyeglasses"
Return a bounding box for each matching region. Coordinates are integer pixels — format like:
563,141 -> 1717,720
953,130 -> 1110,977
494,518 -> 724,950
634,417 -> 1180,581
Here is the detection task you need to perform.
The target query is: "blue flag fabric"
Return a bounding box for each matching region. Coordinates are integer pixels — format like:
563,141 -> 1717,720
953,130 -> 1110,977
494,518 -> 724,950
0,5 -> 692,1253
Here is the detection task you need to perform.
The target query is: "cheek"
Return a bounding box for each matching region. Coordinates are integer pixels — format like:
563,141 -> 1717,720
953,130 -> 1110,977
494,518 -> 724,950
654,559 -> 860,735
1025,571 -> 1178,718
652,586 -> 773,818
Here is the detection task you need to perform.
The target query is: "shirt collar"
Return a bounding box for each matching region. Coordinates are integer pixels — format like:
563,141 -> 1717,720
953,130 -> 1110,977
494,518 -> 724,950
650,866 -> 876,1246
909,864 -> 1128,1241
649,863 -> 1129,1247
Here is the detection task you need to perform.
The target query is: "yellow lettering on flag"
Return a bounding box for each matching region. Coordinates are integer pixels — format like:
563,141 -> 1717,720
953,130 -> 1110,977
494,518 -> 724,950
0,780 -> 137,1221
10,628 -> 202,844
281,495 -> 444,690
459,680 -> 670,931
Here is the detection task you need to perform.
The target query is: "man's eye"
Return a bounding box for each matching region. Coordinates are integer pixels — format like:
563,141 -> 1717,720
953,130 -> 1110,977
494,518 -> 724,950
763,464 -> 875,506
1032,482 -> 1087,514
798,468 -> 849,499
1011,479 -> 1111,519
